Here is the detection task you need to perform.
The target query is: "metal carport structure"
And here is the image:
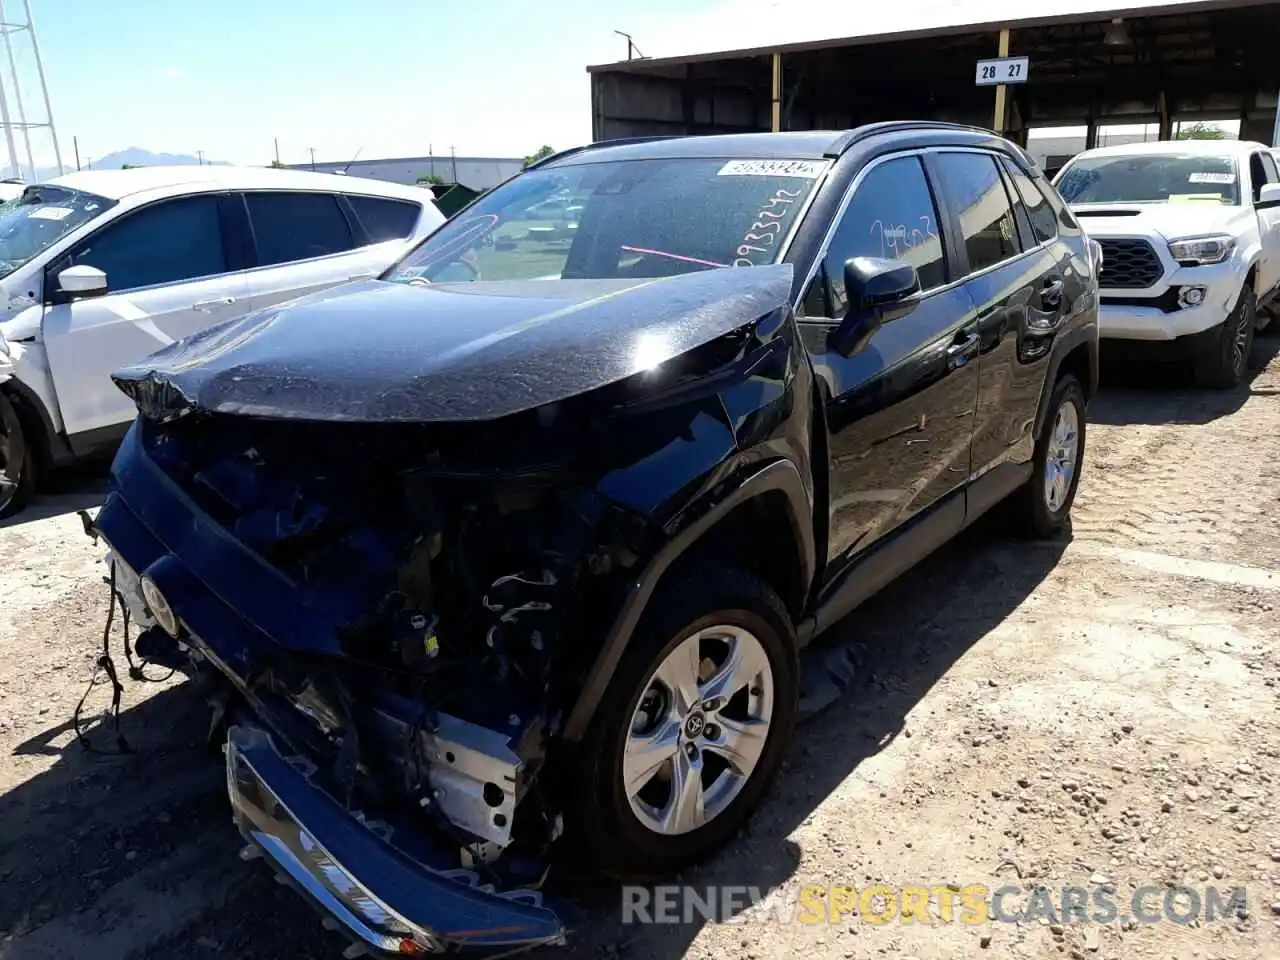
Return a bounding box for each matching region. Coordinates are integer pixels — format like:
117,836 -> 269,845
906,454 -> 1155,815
586,0 -> 1280,151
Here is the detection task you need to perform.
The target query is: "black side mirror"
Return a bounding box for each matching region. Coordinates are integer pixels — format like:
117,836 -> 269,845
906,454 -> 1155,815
829,257 -> 921,357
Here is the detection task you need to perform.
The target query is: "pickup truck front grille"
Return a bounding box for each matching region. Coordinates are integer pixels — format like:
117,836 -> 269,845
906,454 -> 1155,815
1097,239 -> 1163,289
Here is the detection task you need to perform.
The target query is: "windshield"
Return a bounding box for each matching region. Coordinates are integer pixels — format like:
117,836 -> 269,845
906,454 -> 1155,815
1055,153 -> 1240,206
0,185 -> 115,279
384,157 -> 827,284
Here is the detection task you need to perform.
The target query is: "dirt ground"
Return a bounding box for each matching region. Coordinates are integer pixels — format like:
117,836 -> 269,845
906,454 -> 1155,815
3,339 -> 1280,960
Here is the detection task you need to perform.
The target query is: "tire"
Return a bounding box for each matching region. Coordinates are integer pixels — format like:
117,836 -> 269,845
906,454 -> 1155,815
1194,286 -> 1256,388
571,567 -> 798,880
1016,374 -> 1086,539
0,392 -> 35,520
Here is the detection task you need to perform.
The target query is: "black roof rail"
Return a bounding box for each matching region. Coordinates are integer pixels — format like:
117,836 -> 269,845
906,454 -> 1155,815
525,135 -> 689,170
825,121 -> 1004,157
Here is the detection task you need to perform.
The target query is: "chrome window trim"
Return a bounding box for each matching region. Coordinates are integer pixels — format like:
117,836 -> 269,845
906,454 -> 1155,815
791,145 -> 1055,320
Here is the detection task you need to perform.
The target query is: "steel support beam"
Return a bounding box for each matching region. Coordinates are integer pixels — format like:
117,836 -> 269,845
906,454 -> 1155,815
993,29 -> 1011,133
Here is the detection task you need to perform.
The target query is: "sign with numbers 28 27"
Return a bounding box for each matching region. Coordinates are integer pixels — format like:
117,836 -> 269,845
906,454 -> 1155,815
975,56 -> 1030,86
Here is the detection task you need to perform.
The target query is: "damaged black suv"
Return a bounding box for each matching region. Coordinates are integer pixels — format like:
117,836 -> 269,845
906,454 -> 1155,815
92,123 -> 1098,955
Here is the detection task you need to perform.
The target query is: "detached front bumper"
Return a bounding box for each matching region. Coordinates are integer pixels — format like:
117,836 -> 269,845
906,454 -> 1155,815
227,725 -> 565,957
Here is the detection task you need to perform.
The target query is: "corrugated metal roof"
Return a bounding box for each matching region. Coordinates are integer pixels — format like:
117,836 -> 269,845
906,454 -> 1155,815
587,0 -> 1275,71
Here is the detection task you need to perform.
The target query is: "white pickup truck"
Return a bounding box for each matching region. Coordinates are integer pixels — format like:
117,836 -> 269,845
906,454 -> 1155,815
1053,139 -> 1280,387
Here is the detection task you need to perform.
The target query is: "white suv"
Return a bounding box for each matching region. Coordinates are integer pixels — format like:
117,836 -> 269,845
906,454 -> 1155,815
0,166 -> 446,516
1053,139 -> 1280,387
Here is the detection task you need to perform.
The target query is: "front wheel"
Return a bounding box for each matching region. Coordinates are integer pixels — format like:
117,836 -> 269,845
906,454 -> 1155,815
1194,287 -> 1255,388
1016,374 -> 1086,538
572,568 -> 798,880
0,392 -> 35,519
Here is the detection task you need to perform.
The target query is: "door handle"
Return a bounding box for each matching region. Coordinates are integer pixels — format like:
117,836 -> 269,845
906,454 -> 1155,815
1041,278 -> 1065,308
946,330 -> 980,369
193,296 -> 236,312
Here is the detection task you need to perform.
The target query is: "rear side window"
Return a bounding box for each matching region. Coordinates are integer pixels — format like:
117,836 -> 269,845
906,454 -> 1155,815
813,155 -> 947,317
1002,158 -> 1059,244
244,192 -> 354,266
932,152 -> 1021,273
68,194 -> 226,291
347,195 -> 421,242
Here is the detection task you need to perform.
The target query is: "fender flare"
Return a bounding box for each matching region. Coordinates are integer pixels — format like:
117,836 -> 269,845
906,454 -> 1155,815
561,458 -> 814,742
1032,322 -> 1099,442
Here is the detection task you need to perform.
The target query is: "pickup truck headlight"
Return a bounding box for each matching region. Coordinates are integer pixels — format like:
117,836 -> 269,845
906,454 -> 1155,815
1168,235 -> 1236,266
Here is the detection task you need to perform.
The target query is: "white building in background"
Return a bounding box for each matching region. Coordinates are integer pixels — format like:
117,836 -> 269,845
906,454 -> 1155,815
284,155 -> 525,190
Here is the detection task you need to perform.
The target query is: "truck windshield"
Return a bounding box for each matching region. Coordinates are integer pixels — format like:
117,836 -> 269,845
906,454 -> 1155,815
0,185 -> 115,279
384,156 -> 828,284
1055,153 -> 1241,206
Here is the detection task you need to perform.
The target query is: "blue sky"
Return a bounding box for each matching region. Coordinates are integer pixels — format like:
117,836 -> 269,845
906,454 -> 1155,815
21,0 -> 722,170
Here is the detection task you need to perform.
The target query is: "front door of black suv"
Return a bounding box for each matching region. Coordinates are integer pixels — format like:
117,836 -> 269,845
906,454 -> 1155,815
925,150 -> 1072,497
796,152 -> 980,573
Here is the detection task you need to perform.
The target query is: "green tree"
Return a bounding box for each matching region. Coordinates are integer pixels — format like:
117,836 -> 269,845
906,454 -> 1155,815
523,145 -> 555,168
121,163 -> 142,169
269,159 -> 285,168
417,172 -> 444,185
1175,122 -> 1226,141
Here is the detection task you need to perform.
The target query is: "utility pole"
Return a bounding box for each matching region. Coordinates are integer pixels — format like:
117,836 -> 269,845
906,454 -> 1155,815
0,0 -> 33,179
274,137 -> 280,166
450,145 -> 457,184
73,134 -> 80,171
196,149 -> 204,166
309,146 -> 316,170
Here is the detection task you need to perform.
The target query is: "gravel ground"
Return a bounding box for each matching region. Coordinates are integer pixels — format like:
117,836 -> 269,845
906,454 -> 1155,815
3,339 -> 1280,960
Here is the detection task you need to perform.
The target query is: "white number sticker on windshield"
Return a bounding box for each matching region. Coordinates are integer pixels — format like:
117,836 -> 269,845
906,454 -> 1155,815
1188,172 -> 1235,184
29,207 -> 73,221
718,160 -> 826,179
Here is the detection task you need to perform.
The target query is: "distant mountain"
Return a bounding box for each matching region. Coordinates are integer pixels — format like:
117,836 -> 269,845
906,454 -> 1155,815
0,147 -> 230,182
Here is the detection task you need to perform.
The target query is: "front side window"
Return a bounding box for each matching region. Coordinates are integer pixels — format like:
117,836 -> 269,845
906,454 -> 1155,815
809,155 -> 946,318
0,185 -> 115,280
932,152 -> 1021,274
1002,159 -> 1059,244
1055,152 -> 1241,206
1260,152 -> 1280,184
383,157 -> 826,285
245,192 -> 354,266
347,195 -> 421,242
68,194 -> 226,291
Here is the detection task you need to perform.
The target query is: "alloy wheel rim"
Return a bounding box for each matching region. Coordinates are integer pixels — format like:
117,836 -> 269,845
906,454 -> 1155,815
1044,400 -> 1080,514
623,624 -> 774,836
1233,309 -> 1251,376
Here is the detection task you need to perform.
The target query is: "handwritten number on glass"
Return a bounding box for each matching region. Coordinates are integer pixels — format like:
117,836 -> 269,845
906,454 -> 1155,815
869,216 -> 939,259
733,187 -> 805,267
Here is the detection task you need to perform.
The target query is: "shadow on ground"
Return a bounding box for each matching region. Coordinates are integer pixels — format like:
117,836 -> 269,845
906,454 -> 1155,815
1091,333 -> 1280,427
0,460 -> 110,530
0,512 -> 1066,959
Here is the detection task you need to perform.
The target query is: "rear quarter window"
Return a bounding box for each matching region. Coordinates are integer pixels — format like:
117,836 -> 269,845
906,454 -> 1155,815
347,195 -> 421,242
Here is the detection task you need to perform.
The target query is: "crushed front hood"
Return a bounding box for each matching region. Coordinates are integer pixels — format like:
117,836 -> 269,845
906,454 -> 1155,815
111,265 -> 793,423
